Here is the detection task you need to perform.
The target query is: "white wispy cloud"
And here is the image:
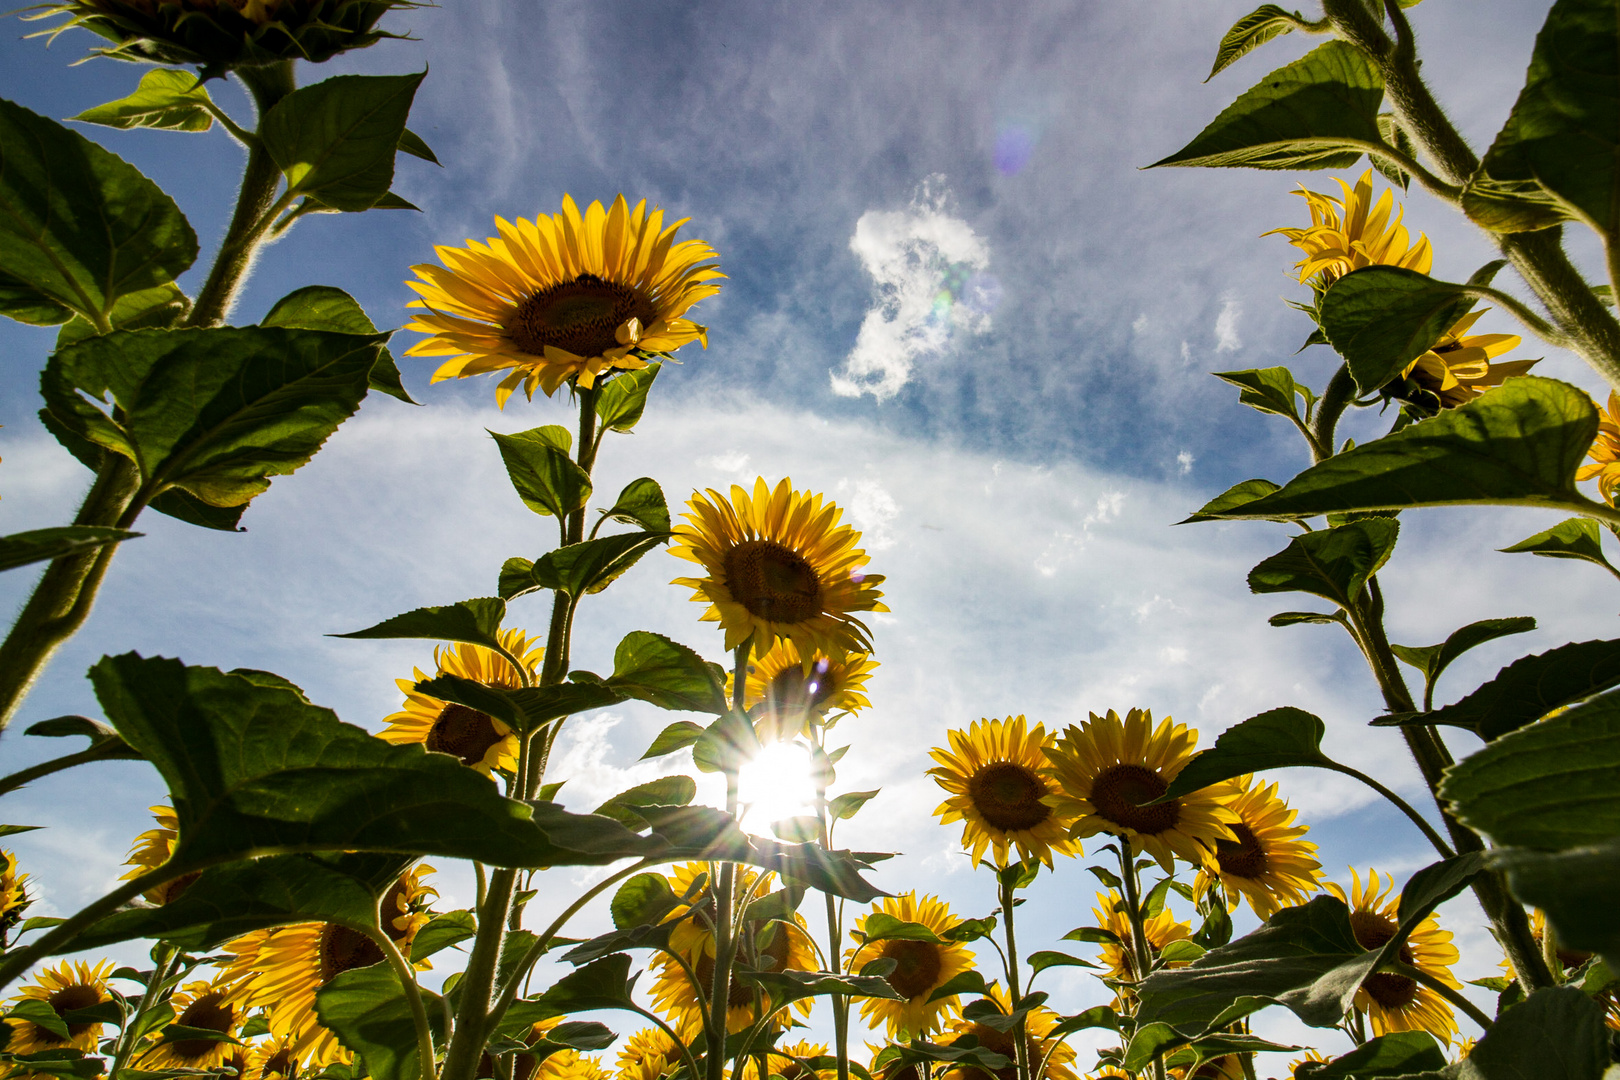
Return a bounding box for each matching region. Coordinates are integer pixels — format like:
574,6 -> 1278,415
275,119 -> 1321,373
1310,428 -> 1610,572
1214,294 -> 1243,353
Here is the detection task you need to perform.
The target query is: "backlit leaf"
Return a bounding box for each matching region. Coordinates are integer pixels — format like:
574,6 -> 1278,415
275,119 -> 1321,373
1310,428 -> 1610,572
260,73 -> 425,212
1501,516 -> 1620,576
1162,708 -> 1332,801
335,597 -> 507,653
1421,638 -> 1620,740
491,427 -> 591,520
261,284 -> 414,404
1318,267 -> 1477,394
1247,518 -> 1398,607
1207,5 -> 1310,81
0,526 -> 139,574
71,70 -> 214,133
596,364 -> 660,433
316,963 -> 442,1080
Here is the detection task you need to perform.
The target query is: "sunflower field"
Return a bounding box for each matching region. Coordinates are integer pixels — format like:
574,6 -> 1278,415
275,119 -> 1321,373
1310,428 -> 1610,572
0,2 -> 1616,1080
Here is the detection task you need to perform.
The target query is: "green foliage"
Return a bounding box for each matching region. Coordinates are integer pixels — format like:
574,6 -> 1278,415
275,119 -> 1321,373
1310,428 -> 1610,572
1492,841 -> 1620,970
1163,707 -> 1333,801
260,73 -> 426,213
1248,518 -> 1398,607
1295,1032 -> 1446,1078
596,364 -> 661,433
1215,367 -> 1314,425
1413,638 -> 1620,739
1372,113 -> 1415,192
1389,616 -> 1537,708
0,97 -> 197,325
591,776 -> 698,828
1500,516 -> 1620,577
55,284 -> 190,348
411,910 -> 477,962
609,873 -> 681,930
1448,987 -> 1611,1079
736,970 -> 903,1006
261,284 -> 414,404
598,477 -> 671,533
0,526 -> 139,574
828,789 -> 880,820
1206,5 -> 1313,81
71,70 -> 215,133
607,631 -> 728,714
1182,478 -> 1281,523
335,597 -> 510,653
1318,267 -> 1477,394
316,963 -> 443,1080
500,532 -> 670,601
491,427 -> 592,520
1150,41 -> 1383,170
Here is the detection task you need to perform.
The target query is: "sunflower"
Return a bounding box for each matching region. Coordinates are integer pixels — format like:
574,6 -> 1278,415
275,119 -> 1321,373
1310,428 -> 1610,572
1396,309 -> 1537,411
1500,910 -> 1620,1029
649,863 -> 818,1034
1577,391 -> 1620,506
739,640 -> 877,740
380,630 -> 545,776
736,1040 -> 834,1080
1089,890 -> 1193,996
0,849 -> 31,940
2,960 -> 117,1056
1193,775 -> 1321,921
221,864 -> 437,1066
121,803 -> 200,904
614,1027 -> 684,1080
478,1019 -> 564,1080
845,892 -> 977,1040
671,479 -> 887,660
1042,709 -> 1238,873
538,1051 -> 610,1080
1326,868 -> 1461,1046
1264,169 -> 1433,288
245,1038 -> 304,1080
405,195 -> 722,403
136,979 -> 240,1071
1169,1058 -> 1243,1080
929,717 -> 1080,869
942,986 -> 1078,1080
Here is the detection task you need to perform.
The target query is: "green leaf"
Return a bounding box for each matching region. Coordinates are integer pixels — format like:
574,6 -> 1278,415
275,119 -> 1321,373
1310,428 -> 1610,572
925,969 -> 992,1004
152,1024 -> 240,1050
25,715 -> 115,739
524,532 -> 670,599
942,915 -> 998,943
90,655 -> 667,875
1454,987 -> 1610,1079
1207,5 -> 1309,81
1462,0 -> 1620,236
1389,616 -> 1537,704
610,873 -> 680,931
1063,926 -> 1121,946
1248,518 -> 1398,607
1296,1032 -> 1445,1078
1046,1005 -> 1120,1039
1027,950 -> 1098,974
1501,516 -> 1620,576
857,913 -> 944,945
1440,689 -> 1620,849
55,283 -> 190,348
889,1042 -> 1008,1073
1420,638 -> 1620,740
607,632 -> 727,714
640,721 -> 705,760
1491,841 -> 1620,971
0,526 -> 139,574
770,816 -> 821,843
71,70 -> 214,133
261,284 -> 414,405
1150,41 -> 1383,170
592,776 -> 698,828
1268,611 -> 1343,627
736,970 -> 903,1005
315,962 -> 442,1080
598,477 -> 670,533
1158,940 -> 1207,964
42,326 -> 387,517
596,364 -> 661,433
828,789 -> 880,821
0,96 -> 197,323
260,73 -> 425,213
410,910 -> 476,962
531,953 -> 639,1015
1181,479 -> 1281,524
397,128 -> 439,166
491,427 -> 591,519
334,598 -> 508,652
1318,267 -> 1478,394
1163,708 -> 1332,802
413,674 -> 625,734
1200,378 -> 1597,520
1392,853 -> 1488,937
1214,367 -> 1306,421
8,1000 -> 71,1040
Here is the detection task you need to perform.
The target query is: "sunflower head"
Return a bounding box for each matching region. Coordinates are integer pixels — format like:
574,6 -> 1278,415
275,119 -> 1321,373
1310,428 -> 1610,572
1088,890 -> 1192,997
247,1038 -> 304,1080
0,849 -> 33,941
1392,309 -> 1537,413
380,630 -> 544,776
537,1050 -> 610,1080
1042,709 -> 1238,873
3,960 -> 117,1056
1263,169 -> 1432,289
613,1027 -> 684,1080
672,478 -> 887,661
1578,391 -> 1620,506
26,1 -> 420,69
137,980 -> 240,1071
1326,868 -> 1461,1046
846,893 -> 978,1040
739,639 -> 877,740
929,716 -> 1080,869
121,803 -> 201,904
406,195 -> 723,404
942,986 -> 1078,1080
1192,775 -> 1321,921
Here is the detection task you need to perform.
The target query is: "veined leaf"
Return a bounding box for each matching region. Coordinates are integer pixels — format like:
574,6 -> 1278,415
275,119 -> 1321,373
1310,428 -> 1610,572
260,73 -> 425,213
0,526 -> 139,574
596,364 -> 661,433
1318,267 -> 1477,394
1207,5 -> 1312,81
1419,638 -> 1620,740
1161,708 -> 1333,801
55,283 -> 190,348
261,284 -> 414,404
1247,518 -> 1398,608
598,477 -> 670,533
524,532 -> 670,599
1215,367 -> 1307,422
1294,1032 -> 1444,1079
1388,616 -> 1536,707
412,674 -> 624,735
71,70 -> 214,132
1492,840 -> 1620,970
592,776 -> 698,828
491,427 -> 591,519
607,632 -> 727,713
1181,478 -> 1281,524
335,597 -> 508,653
1501,516 -> 1620,577
315,962 -> 442,1080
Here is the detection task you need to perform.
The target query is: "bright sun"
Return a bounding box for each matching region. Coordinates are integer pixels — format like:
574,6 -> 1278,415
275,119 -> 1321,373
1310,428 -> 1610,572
736,742 -> 820,836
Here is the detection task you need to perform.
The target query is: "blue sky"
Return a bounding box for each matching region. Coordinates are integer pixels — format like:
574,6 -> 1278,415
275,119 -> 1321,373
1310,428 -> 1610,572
0,0 -> 1610,1069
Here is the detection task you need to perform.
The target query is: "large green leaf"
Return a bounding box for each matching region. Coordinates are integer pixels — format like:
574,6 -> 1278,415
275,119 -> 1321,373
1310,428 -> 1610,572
1318,267 -> 1477,394
54,282 -> 190,348
592,777 -> 698,829
0,526 -> 139,574
1441,689 -> 1620,848
609,872 -> 681,931
0,97 -> 197,324
1206,6 -> 1312,81
42,326 -> 387,517
598,477 -> 670,534
491,427 -> 591,520
1162,707 -> 1333,801
1247,518 -> 1398,607
71,70 -> 214,133
596,364 -> 661,433
1461,0 -> 1620,237
1492,841 -> 1620,970
315,962 -> 442,1080
1150,41 -> 1383,170
502,532 -> 670,601
1447,987 -> 1610,1080
1389,617 -> 1537,709
606,632 -> 727,714
261,285 -> 414,404
411,674 -> 625,735
90,655 -> 668,875
260,73 -> 425,213
529,953 -> 640,1015
333,598 -> 508,653
1501,516 -> 1620,578
1200,378 -> 1597,520
1415,639 -> 1620,740
1295,1032 -> 1446,1078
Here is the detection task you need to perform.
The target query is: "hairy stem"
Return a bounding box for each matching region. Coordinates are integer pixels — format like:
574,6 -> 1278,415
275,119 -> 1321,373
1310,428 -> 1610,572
1310,365 -> 1357,463
109,942 -> 178,1078
439,867 -> 516,1080
368,923 -> 437,1080
999,873 -> 1031,1080
0,735 -> 136,797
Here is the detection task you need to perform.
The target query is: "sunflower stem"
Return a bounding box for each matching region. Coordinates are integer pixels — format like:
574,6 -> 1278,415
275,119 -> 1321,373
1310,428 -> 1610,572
998,871 -> 1032,1080
439,867 -> 516,1080
1392,961 -> 1494,1034
366,921 -> 437,1080
707,738 -> 744,1080
109,941 -> 178,1079
1114,840 -> 1165,1080
1310,366 -> 1357,463
813,719 -> 853,1080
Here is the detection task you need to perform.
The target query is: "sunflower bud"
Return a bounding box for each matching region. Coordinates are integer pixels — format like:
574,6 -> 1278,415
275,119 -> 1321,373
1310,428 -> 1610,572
31,0 -> 420,71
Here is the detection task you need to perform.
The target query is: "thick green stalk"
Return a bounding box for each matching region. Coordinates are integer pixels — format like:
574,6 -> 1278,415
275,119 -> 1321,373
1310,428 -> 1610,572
1310,365 -> 1357,464
998,873 -> 1032,1080
1114,841 -> 1164,1080
109,942 -> 178,1078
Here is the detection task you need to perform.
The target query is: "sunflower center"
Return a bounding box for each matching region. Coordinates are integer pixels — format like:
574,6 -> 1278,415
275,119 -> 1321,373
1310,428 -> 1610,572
260,1047 -> 298,1080
880,939 -> 943,1000
695,925 -> 796,1008
1347,910 -> 1419,1010
1088,765 -> 1179,835
319,925 -> 385,985
170,992 -> 234,1060
724,540 -> 823,624
764,662 -> 835,714
967,762 -> 1052,832
44,984 -> 100,1040
427,703 -> 505,767
508,273 -> 658,359
1214,822 -> 1267,879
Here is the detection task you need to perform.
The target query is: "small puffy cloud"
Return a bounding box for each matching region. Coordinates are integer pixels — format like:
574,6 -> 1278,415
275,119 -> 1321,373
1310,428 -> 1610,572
1215,295 -> 1243,353
831,176 -> 994,399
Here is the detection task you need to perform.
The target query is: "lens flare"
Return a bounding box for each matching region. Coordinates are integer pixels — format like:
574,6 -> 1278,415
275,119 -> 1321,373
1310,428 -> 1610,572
737,742 -> 820,836
993,122 -> 1038,175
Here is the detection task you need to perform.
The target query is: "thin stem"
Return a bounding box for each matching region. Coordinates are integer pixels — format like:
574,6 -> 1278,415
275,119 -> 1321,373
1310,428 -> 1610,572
109,942 -> 178,1077
367,923 -> 436,1080
1394,962 -> 1494,1033
998,873 -> 1031,1080
1310,365 -> 1356,464
196,96 -> 257,147
1325,763 -> 1453,859
813,723 -> 851,1080
706,770 -> 742,1080
0,869 -> 159,992
1455,285 -> 1569,349
0,736 -> 135,797
1114,841 -> 1165,1080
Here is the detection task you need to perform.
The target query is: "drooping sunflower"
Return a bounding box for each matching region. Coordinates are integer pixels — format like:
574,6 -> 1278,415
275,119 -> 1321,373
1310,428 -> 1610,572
671,479 -> 887,660
0,849 -> 31,940
737,1040 -> 834,1080
929,716 -> 1080,869
2,960 -> 117,1055
136,980 -> 240,1071
845,892 -> 978,1040
1395,309 -> 1537,411
1577,391 -> 1620,506
1264,169 -> 1433,288
121,803 -> 200,904
1327,868 -> 1461,1046
380,630 -> 545,776
221,864 -> 437,1065
1089,890 -> 1193,994
1042,709 -> 1238,873
649,863 -> 818,1034
739,639 -> 877,741
942,986 -> 1078,1080
614,1027 -> 684,1080
1193,775 -> 1321,921
405,195 -> 723,403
